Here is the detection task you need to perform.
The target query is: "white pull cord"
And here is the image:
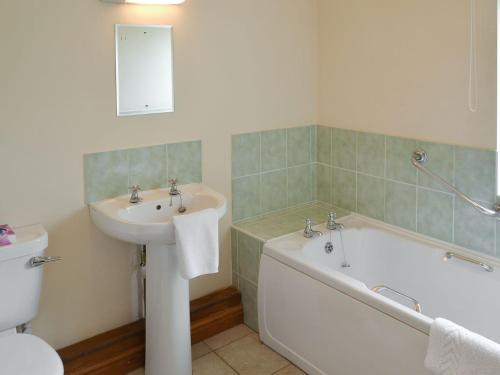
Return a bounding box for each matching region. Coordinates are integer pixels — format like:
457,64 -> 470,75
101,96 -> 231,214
468,0 -> 478,112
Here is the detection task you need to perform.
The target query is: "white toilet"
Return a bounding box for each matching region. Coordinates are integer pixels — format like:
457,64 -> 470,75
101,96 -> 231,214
0,224 -> 63,375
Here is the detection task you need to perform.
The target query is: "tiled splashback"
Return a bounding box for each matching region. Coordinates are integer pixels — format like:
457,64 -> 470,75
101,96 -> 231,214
232,126 -> 499,257
315,126 -> 498,256
84,140 -> 202,203
231,126 -> 317,222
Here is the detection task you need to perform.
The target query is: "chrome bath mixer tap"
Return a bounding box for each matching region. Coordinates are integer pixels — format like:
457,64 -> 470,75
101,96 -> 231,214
326,212 -> 344,231
303,219 -> 323,238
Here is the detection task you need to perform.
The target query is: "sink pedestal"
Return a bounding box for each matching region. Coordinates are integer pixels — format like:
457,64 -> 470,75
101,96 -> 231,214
145,244 -> 192,375
89,184 -> 227,375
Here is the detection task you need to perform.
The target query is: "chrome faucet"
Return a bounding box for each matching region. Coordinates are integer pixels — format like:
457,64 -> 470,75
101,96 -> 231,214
168,178 -> 181,196
303,219 -> 323,238
129,185 -> 142,204
168,178 -> 186,213
326,212 -> 344,231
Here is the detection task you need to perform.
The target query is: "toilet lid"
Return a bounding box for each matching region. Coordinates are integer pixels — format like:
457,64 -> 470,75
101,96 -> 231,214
0,334 -> 63,375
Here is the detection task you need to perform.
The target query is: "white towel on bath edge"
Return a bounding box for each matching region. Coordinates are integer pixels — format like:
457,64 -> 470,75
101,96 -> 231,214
424,318 -> 500,375
173,208 -> 219,280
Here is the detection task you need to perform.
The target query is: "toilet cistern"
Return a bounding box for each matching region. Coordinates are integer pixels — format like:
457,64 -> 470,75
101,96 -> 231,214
0,224 -> 63,375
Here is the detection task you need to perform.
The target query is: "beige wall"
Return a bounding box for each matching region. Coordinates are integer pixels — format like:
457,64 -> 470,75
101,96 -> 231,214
0,0 -> 318,349
319,0 -> 497,149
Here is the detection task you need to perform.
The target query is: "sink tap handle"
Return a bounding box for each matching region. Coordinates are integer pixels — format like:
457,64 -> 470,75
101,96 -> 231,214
168,178 -> 181,196
128,185 -> 142,204
326,211 -> 344,231
304,218 -> 323,238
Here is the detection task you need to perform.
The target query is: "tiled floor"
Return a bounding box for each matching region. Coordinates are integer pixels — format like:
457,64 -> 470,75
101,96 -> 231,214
128,324 -> 305,375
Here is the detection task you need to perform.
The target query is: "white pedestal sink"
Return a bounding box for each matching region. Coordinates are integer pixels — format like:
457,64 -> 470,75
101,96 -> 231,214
89,184 -> 227,375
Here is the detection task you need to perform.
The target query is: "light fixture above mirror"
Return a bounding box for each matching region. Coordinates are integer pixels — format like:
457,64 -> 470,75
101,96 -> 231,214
102,0 -> 185,4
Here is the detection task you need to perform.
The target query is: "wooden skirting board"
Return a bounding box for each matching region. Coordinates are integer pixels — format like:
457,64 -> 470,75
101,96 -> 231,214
58,287 -> 244,375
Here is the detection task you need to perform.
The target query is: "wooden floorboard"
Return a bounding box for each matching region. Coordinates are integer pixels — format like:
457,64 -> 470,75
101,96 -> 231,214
58,287 -> 243,375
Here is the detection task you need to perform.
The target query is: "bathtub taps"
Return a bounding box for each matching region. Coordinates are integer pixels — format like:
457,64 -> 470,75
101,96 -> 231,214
326,212 -> 344,231
304,219 -> 323,238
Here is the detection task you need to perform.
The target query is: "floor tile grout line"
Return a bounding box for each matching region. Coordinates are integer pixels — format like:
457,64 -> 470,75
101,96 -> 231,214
193,329 -> 255,372
205,330 -> 254,352
213,349 -> 243,374
192,350 -> 214,362
270,364 -> 296,375
212,332 -> 291,375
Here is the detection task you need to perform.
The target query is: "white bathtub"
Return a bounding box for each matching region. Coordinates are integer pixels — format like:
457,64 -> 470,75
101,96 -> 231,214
258,214 -> 500,375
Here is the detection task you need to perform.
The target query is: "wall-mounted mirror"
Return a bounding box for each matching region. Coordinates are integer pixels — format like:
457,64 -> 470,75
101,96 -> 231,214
115,25 -> 174,117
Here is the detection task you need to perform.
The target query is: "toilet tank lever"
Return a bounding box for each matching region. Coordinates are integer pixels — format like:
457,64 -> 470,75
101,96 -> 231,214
29,256 -> 62,268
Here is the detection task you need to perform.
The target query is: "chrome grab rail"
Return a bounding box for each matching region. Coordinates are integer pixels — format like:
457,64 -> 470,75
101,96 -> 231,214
444,252 -> 494,273
372,285 -> 422,313
412,150 -> 500,219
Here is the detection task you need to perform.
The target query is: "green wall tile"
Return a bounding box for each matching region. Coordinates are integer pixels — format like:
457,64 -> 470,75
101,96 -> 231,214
333,129 -> 356,170
240,277 -> 259,332
232,175 -> 261,222
167,141 -> 202,184
231,228 -> 238,272
273,213 -> 309,235
416,141 -> 453,191
333,168 -> 356,211
315,164 -> 332,204
287,126 -> 311,167
85,140 -> 202,204
385,181 -> 416,231
357,132 -> 385,177
231,125 -> 499,261
317,126 -> 332,165
261,170 -> 287,213
386,136 -> 417,184
288,164 -> 312,206
357,174 -> 384,221
261,129 -> 286,172
454,199 -> 495,255
311,163 -> 318,201
454,146 -> 496,203
237,213 -> 305,241
129,145 -> 167,190
237,232 -> 262,284
84,150 -> 129,203
311,125 -> 318,163
232,133 -> 260,178
295,205 -> 333,225
417,189 -> 453,242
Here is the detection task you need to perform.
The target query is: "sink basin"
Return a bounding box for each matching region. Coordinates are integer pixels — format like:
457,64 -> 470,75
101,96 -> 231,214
89,183 -> 227,245
89,183 -> 227,375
